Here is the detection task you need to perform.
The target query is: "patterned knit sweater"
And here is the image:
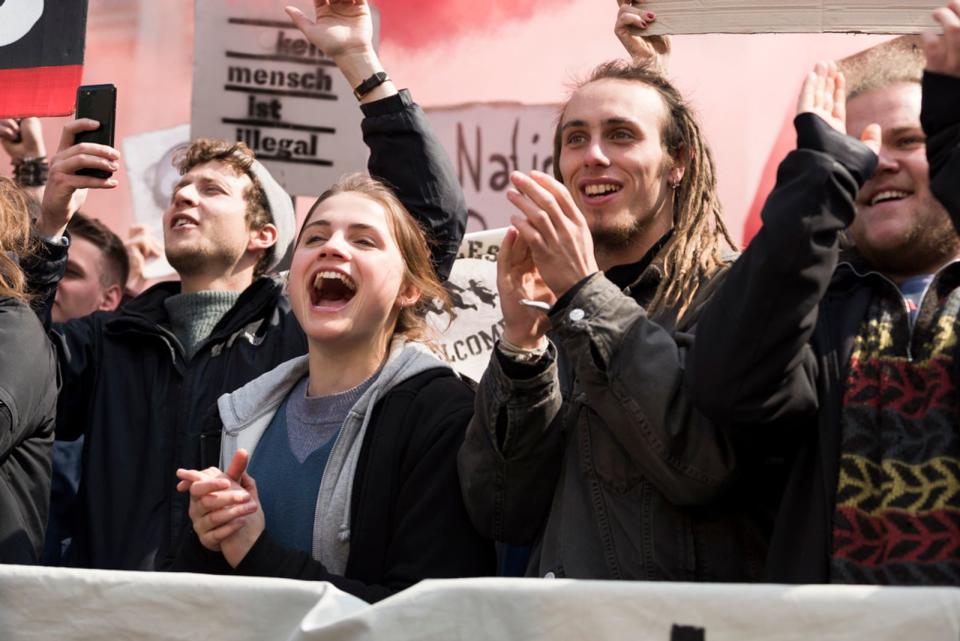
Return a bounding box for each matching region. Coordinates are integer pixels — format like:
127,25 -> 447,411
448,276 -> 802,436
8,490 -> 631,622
831,266 -> 960,584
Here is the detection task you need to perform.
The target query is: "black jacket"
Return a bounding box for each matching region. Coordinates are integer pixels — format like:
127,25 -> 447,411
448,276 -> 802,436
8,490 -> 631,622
178,368 -> 495,603
460,240 -> 776,582
0,297 -> 57,563
688,73 -> 959,582
24,90 -> 468,570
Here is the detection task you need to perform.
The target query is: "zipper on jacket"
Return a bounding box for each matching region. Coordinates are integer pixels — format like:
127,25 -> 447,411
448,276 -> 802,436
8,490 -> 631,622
838,261 -> 922,362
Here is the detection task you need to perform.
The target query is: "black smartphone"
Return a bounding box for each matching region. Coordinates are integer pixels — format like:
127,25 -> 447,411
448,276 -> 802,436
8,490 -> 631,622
74,84 -> 117,179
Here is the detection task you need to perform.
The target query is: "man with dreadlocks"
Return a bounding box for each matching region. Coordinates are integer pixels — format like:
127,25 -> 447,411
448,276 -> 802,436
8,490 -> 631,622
458,58 -> 771,581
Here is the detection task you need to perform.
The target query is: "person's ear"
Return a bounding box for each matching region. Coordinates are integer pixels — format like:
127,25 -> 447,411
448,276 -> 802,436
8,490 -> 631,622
397,281 -> 421,310
98,283 -> 124,311
668,164 -> 685,188
248,223 -> 278,252
668,146 -> 687,187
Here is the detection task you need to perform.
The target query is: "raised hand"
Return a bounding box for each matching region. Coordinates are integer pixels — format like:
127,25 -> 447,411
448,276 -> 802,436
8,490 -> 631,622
285,0 -> 373,61
615,0 -> 670,68
797,60 -> 881,156
797,60 -> 846,134
924,1 -> 960,77
38,119 -> 119,238
284,1 -> 393,102
498,227 -> 556,350
0,117 -> 46,161
507,171 -> 599,299
124,224 -> 164,296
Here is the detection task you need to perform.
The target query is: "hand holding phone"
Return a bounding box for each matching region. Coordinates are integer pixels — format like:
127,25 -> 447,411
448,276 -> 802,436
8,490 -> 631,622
74,84 -> 117,179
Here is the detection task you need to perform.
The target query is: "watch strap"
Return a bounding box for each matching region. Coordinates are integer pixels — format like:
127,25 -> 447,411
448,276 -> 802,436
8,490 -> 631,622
353,71 -> 389,100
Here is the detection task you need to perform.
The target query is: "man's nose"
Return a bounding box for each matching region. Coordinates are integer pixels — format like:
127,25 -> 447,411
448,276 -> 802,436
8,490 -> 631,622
583,141 -> 611,166
174,184 -> 199,206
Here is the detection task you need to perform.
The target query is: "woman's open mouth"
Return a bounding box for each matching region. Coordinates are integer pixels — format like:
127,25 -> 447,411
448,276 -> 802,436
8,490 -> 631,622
310,270 -> 357,310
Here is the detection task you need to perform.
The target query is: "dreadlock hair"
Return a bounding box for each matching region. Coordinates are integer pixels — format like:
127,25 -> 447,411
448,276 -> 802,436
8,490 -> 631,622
0,177 -> 35,302
552,59 -> 737,318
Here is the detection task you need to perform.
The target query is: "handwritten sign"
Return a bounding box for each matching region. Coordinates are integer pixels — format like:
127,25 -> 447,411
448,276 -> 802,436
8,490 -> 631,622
642,1 -> 940,35
191,1 -> 379,196
425,103 -> 559,232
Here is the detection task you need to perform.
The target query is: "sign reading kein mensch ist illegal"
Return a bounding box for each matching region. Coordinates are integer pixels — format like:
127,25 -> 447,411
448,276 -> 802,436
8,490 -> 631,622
191,1 -> 379,196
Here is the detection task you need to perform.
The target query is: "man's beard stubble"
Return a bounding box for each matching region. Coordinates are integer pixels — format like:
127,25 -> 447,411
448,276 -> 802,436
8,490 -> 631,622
165,241 -> 240,280
590,196 -> 672,255
852,207 -> 960,280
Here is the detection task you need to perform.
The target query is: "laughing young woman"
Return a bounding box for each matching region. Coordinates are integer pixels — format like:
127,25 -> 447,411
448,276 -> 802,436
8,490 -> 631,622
175,174 -> 494,602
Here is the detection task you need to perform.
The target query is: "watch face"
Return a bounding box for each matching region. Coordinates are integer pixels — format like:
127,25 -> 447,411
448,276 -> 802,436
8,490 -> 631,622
0,0 -> 44,47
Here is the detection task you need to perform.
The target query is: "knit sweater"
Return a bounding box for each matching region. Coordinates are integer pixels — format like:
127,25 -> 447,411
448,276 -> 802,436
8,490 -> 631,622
163,290 -> 241,359
831,266 -> 960,584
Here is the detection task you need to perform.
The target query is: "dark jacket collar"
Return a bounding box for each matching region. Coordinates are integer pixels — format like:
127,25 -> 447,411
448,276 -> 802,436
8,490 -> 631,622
107,275 -> 286,339
605,230 -> 673,300
834,249 -> 960,291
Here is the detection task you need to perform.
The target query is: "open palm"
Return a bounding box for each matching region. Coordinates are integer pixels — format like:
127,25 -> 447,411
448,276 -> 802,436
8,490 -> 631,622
285,0 -> 373,59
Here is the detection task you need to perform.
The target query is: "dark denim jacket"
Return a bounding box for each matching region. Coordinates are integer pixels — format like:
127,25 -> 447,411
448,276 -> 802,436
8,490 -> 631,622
459,266 -> 772,581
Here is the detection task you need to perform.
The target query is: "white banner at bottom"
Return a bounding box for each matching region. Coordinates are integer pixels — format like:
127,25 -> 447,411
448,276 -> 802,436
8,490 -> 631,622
2,566 -> 959,641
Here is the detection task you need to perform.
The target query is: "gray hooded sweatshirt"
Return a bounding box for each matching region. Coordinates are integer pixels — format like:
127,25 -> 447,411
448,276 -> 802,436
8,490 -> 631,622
216,340 -> 453,574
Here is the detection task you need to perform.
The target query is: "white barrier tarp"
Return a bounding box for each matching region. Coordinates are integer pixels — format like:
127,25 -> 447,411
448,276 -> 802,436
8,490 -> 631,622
3,566 -> 960,641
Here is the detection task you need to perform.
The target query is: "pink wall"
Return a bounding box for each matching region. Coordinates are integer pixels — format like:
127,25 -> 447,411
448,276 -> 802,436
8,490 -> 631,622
34,0 -> 895,245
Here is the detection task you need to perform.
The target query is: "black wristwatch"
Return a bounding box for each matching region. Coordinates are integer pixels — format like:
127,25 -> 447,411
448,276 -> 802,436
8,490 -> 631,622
353,71 -> 389,100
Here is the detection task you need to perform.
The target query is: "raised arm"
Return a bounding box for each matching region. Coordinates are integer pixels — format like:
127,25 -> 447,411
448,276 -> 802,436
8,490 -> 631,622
21,119 -> 120,323
458,227 -> 565,543
615,0 -> 671,70
13,120 -> 122,441
687,62 -> 879,429
922,1 -> 960,227
0,117 -> 47,203
287,0 -> 467,280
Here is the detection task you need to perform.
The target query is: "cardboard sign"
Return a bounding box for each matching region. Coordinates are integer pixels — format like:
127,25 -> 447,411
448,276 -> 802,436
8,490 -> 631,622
0,0 -> 88,118
642,1 -> 940,35
429,228 -> 507,381
424,103 -> 559,232
191,1 -> 379,196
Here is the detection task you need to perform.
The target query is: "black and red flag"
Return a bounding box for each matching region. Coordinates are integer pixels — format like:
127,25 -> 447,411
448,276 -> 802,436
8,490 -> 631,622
0,0 -> 89,118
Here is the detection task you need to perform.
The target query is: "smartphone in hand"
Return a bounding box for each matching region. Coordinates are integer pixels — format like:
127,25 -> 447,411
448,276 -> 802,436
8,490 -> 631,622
74,84 -> 117,179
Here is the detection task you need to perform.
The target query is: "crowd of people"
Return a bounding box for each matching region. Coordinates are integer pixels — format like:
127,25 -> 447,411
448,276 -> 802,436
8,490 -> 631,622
1,0 -> 959,603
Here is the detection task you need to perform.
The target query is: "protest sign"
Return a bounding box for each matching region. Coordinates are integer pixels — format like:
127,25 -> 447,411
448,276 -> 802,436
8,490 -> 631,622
430,228 -> 507,381
642,1 -> 940,35
122,124 -> 192,279
0,0 -> 88,118
123,124 -> 190,232
425,103 -> 559,232
191,1 -> 378,196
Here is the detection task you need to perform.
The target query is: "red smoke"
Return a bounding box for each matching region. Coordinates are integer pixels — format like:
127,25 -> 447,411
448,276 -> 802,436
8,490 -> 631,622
375,0 -> 575,49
